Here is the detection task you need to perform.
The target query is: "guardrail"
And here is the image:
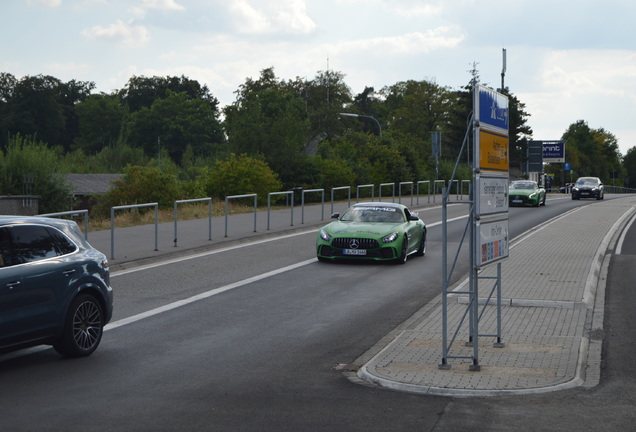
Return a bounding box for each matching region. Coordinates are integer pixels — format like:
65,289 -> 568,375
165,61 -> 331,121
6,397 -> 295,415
356,184 -> 374,202
399,181 -> 414,206
267,191 -> 294,230
331,186 -> 351,214
68,178 -> 474,258
301,189 -> 325,224
174,198 -> 212,247
110,203 -> 158,259
379,183 -> 395,202
225,194 -> 257,237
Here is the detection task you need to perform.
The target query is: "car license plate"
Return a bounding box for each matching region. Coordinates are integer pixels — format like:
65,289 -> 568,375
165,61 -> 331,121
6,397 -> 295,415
343,249 -> 366,256
512,199 -> 522,204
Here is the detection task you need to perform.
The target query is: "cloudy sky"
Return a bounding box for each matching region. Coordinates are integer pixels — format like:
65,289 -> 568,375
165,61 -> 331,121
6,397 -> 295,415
4,0 -> 636,154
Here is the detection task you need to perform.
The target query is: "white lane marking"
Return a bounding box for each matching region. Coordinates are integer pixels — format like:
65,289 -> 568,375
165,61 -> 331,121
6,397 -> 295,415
104,258 -> 316,331
616,212 -> 636,255
111,229 -> 319,277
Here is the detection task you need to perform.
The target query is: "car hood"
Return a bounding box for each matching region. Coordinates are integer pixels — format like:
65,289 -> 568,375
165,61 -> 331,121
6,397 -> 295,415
575,184 -> 599,190
509,189 -> 538,196
323,220 -> 402,237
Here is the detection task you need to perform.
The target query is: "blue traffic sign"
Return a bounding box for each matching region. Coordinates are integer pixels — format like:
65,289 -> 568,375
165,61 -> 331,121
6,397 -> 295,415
478,86 -> 509,132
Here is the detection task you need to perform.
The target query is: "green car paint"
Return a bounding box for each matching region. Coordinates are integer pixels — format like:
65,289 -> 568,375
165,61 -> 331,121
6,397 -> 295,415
508,180 -> 546,207
316,202 -> 427,264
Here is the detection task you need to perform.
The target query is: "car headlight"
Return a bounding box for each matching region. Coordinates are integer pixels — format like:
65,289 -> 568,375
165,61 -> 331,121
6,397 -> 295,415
319,229 -> 331,242
382,232 -> 399,243
573,187 -> 579,192
529,192 -> 537,198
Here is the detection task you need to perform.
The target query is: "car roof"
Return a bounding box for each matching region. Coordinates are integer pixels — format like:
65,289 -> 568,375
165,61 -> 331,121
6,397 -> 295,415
351,202 -> 405,209
0,215 -> 74,228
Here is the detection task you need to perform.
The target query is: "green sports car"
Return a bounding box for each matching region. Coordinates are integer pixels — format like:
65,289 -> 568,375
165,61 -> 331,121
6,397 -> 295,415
508,180 -> 546,207
316,202 -> 427,264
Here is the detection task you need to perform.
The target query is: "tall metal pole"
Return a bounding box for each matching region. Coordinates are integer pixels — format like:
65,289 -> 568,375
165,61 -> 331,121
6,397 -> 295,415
501,48 -> 507,91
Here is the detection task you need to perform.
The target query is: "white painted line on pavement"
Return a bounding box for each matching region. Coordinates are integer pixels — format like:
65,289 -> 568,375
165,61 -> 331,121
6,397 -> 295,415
105,258 -> 317,331
616,212 -> 636,255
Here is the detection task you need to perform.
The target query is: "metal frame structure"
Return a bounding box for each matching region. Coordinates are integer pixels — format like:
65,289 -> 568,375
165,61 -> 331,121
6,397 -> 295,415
439,83 -> 509,371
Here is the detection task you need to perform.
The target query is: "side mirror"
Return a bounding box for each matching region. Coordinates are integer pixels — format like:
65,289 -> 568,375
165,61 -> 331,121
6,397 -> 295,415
331,213 -> 340,219
409,214 -> 419,221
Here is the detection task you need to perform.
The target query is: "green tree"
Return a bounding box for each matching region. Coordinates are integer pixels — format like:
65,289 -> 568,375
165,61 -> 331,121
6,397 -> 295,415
547,120 -> 622,185
622,146 -> 636,188
200,153 -> 282,203
0,134 -> 72,213
119,75 -> 219,113
0,74 -> 94,151
379,79 -> 453,142
502,88 -> 533,173
127,90 -> 224,163
74,93 -> 128,153
303,69 -> 353,140
223,68 -> 311,185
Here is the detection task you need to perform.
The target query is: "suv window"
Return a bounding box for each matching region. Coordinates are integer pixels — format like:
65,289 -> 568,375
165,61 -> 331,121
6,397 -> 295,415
0,227 -> 15,267
11,225 -> 75,264
46,227 -> 77,255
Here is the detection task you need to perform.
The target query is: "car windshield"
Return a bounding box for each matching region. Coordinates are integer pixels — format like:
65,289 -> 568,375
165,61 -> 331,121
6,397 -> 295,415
510,182 -> 536,190
576,178 -> 599,186
340,206 -> 405,223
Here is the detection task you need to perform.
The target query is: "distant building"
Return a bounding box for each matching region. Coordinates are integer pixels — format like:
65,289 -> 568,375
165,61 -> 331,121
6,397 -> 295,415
64,174 -> 123,210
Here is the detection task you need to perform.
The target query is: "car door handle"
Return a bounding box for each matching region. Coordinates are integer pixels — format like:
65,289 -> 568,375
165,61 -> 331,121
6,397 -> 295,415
63,270 -> 76,277
6,281 -> 20,288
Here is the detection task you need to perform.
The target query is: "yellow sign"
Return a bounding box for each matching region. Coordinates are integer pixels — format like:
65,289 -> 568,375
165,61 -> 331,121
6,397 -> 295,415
479,130 -> 509,172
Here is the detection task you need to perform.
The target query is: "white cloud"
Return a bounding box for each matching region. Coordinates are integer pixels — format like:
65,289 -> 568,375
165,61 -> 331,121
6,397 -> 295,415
81,20 -> 151,47
140,0 -> 186,11
228,0 -> 316,35
336,27 -> 465,56
392,2 -> 443,18
46,62 -> 91,76
27,0 -> 62,7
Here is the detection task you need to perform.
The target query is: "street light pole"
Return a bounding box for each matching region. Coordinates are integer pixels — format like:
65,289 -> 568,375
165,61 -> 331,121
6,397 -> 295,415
339,113 -> 382,137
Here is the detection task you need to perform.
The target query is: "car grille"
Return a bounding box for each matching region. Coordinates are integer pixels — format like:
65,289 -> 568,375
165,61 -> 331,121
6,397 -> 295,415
510,194 -> 531,204
319,245 -> 388,259
331,237 -> 380,249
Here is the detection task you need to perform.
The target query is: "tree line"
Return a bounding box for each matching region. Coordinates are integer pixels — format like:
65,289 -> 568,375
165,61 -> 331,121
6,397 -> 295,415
0,67 -> 629,214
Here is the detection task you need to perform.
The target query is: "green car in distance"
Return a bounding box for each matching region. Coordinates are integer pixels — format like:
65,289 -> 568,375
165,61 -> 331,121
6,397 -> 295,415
509,180 -> 546,207
316,202 -> 426,264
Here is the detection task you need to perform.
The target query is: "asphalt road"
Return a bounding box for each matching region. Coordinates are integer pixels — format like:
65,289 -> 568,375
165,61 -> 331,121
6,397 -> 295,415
1,195 -> 635,431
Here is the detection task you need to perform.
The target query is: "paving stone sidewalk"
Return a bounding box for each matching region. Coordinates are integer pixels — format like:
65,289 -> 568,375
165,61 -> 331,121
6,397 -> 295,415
356,197 -> 636,396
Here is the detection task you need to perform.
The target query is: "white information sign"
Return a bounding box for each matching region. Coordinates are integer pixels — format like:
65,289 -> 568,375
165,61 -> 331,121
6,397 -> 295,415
476,216 -> 509,268
477,175 -> 509,216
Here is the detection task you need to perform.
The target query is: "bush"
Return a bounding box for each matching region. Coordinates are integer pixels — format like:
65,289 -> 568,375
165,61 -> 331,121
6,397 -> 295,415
201,154 -> 282,204
91,165 -> 183,217
0,134 -> 72,213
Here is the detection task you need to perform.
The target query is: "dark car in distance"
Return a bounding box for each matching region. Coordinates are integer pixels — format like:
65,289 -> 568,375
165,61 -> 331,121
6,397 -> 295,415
0,216 -> 113,357
572,177 -> 604,200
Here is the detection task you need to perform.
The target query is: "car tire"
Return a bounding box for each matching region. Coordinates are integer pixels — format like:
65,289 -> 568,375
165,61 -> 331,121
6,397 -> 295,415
395,235 -> 408,264
54,293 -> 104,358
415,230 -> 427,256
